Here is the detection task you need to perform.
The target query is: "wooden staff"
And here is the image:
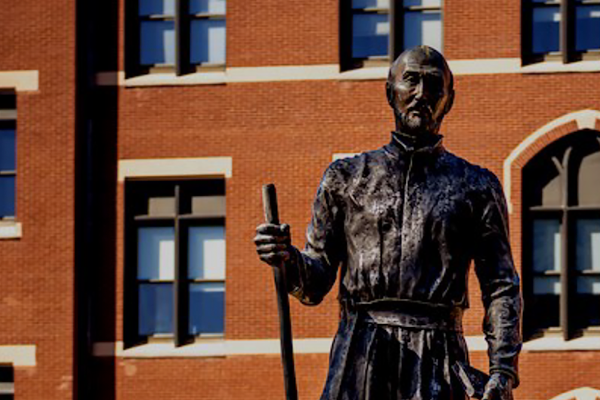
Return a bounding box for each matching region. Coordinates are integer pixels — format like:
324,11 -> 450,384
262,184 -> 298,400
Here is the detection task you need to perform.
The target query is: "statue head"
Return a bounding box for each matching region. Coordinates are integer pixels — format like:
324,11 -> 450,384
386,45 -> 454,137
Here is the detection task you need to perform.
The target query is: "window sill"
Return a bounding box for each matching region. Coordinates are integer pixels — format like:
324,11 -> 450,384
95,58 -> 600,88
521,59 -> 600,74
0,221 -> 22,239
124,71 -> 227,87
338,66 -> 388,81
523,334 -> 600,351
93,338 -> 334,358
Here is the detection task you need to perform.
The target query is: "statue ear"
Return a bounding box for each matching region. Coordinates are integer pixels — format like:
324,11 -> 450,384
386,81 -> 395,108
444,89 -> 455,115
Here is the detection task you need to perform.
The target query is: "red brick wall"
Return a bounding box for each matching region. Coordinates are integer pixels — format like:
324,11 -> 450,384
3,0 -> 600,398
0,0 -> 77,399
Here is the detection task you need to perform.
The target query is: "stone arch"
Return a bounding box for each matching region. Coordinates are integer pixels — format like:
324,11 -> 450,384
548,387 -> 600,400
503,109 -> 600,214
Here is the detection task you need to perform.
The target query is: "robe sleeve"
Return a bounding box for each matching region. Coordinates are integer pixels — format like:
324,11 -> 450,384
473,171 -> 523,387
285,162 -> 346,306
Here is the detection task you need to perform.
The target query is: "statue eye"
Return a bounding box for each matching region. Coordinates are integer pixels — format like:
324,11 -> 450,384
404,73 -> 419,84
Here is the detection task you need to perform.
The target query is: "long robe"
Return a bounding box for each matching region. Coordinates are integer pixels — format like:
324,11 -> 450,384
285,133 -> 522,400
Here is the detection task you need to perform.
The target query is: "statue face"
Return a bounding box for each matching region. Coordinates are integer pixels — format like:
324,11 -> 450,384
387,47 -> 454,137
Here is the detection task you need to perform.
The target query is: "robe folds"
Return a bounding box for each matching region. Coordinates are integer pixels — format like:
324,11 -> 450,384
285,133 -> 522,400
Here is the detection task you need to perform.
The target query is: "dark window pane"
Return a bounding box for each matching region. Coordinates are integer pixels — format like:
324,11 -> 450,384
190,0 -> 226,14
576,5 -> 600,51
139,283 -> 173,335
0,176 -> 15,218
138,227 -> 175,280
575,218 -> 600,327
139,0 -> 175,16
532,219 -> 562,276
532,7 -> 560,54
190,19 -> 226,65
529,218 -> 561,331
189,283 -> 224,335
0,128 -> 15,172
352,13 -> 389,58
188,226 -> 225,280
578,150 -> 600,206
576,219 -> 600,274
352,0 -> 389,9
140,20 -> 175,65
403,11 -> 442,52
0,95 -> 15,110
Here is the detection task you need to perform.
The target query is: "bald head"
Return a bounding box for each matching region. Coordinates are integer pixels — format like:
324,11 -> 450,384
388,46 -> 453,91
386,46 -> 455,137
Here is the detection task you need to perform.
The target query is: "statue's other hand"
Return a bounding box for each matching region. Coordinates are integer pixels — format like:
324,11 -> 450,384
482,373 -> 513,400
254,223 -> 292,267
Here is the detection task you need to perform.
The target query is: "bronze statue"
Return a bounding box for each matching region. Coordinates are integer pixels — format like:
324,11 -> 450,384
255,46 -> 522,400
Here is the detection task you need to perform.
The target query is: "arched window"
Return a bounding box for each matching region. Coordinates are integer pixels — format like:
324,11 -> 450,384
523,130 -> 600,340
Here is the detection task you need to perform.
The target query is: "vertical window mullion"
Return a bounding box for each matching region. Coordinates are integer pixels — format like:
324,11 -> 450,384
340,0 -> 354,71
390,0 -> 403,61
523,1 -> 533,62
560,209 -> 573,339
126,0 -> 142,77
561,0 -> 575,62
175,0 -> 188,75
174,185 -> 183,345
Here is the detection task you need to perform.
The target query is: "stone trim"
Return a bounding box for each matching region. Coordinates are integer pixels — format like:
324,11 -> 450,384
118,157 -> 233,181
0,345 -> 36,367
96,59 -> 600,87
503,109 -> 600,214
0,71 -> 39,92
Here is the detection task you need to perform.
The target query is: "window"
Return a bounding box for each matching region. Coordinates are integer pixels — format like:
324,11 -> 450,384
340,0 -> 442,71
524,0 -> 600,63
124,179 -> 225,347
126,0 -> 226,77
0,365 -> 14,400
0,92 -> 16,220
523,130 -> 600,340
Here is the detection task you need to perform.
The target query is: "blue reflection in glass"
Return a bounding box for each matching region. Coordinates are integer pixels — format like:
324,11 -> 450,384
532,7 -> 560,54
140,21 -> 176,65
352,13 -> 389,58
404,11 -> 442,52
576,6 -> 600,51
190,0 -> 226,14
139,283 -> 173,335
404,0 -> 441,7
0,128 -> 15,171
0,176 -> 15,218
189,283 -> 224,335
191,19 -> 226,65
352,0 -> 390,9
139,0 -> 175,16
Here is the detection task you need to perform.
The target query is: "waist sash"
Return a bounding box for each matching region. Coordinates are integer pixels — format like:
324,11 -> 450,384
346,298 -> 463,332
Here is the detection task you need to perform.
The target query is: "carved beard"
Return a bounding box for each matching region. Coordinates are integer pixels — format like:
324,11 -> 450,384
396,107 -> 437,137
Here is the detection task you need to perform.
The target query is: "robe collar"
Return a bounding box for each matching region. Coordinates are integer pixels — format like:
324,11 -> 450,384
384,131 -> 444,159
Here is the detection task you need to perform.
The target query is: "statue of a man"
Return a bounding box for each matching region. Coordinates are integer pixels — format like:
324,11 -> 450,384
255,46 -> 522,400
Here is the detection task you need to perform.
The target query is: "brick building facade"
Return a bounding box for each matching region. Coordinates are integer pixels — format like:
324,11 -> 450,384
1,0 -> 600,399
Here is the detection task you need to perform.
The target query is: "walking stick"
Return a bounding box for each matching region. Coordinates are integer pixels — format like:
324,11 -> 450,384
262,184 -> 299,400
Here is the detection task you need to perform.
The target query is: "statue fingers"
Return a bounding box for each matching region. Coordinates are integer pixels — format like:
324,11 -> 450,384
256,243 -> 289,254
256,223 -> 286,235
254,233 -> 289,245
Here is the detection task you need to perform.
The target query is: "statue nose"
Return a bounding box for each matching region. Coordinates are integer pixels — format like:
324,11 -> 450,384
414,80 -> 424,99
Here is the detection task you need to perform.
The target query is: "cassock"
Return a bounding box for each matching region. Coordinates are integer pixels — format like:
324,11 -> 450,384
285,132 -> 522,400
